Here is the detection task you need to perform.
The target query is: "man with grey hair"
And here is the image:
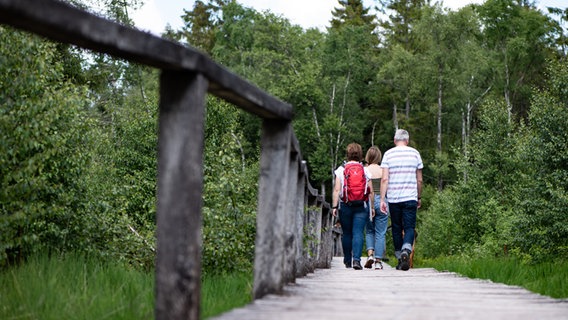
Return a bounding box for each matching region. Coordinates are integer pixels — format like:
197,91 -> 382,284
379,129 -> 423,271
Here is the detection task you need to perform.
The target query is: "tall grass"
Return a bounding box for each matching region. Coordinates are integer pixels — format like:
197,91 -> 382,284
0,253 -> 154,320
418,256 -> 568,299
0,254 -> 253,319
201,271 -> 253,318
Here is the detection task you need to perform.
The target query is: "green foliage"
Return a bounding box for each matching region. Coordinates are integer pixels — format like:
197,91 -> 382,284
420,255 -> 568,299
420,60 -> 568,263
0,25 -> 159,270
0,28 -> 91,266
0,253 -> 154,319
420,100 -> 521,258
330,0 -> 377,29
201,270 -> 253,318
62,64 -> 160,271
476,0 -> 557,115
0,253 -> 252,320
180,0 -> 218,53
512,71 -> 568,262
202,99 -> 258,274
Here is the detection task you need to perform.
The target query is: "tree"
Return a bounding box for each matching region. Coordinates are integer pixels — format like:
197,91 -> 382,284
378,0 -> 428,51
314,0 -> 380,186
476,0 -> 557,120
375,0 -> 427,138
413,4 -> 493,189
0,28 -> 92,265
547,7 -> 568,57
513,60 -> 568,262
331,0 -> 377,29
419,100 -> 520,258
420,59 -> 568,262
180,0 -> 221,54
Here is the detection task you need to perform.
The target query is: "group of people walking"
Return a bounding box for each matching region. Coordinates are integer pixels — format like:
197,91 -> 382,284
331,129 -> 423,271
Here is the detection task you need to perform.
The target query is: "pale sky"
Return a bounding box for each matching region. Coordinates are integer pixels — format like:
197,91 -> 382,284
132,0 -> 567,36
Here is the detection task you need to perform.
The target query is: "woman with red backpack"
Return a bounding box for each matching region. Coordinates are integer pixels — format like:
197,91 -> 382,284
331,143 -> 375,270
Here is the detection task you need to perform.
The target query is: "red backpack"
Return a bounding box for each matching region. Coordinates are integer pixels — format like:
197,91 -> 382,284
341,162 -> 369,206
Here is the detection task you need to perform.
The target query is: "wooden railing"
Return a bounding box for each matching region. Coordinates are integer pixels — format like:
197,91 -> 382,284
0,0 -> 333,319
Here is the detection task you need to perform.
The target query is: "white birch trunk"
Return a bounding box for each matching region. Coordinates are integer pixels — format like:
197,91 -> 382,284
437,66 -> 443,191
504,50 -> 512,124
393,102 -> 398,131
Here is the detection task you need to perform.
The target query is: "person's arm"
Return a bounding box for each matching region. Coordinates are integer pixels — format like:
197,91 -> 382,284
369,186 -> 375,207
368,180 -> 375,217
365,167 -> 375,215
380,167 -> 389,214
332,175 -> 341,217
416,168 -> 423,209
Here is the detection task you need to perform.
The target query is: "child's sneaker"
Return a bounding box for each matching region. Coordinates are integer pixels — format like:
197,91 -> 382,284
364,257 -> 374,269
374,260 -> 383,270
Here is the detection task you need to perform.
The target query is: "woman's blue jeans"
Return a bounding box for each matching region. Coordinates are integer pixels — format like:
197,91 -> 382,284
339,202 -> 368,264
389,200 -> 417,259
366,195 -> 388,259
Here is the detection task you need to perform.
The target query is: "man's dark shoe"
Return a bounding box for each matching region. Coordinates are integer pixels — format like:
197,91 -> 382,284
400,249 -> 410,271
396,259 -> 402,270
345,260 -> 352,268
353,260 -> 362,270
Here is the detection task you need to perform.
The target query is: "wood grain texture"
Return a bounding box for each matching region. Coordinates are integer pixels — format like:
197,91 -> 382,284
212,257 -> 568,320
254,120 -> 293,299
155,71 -> 207,320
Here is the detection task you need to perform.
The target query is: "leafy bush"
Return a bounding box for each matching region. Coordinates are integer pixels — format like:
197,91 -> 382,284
419,60 -> 568,263
0,28 -> 91,266
201,99 -> 258,274
512,74 -> 568,262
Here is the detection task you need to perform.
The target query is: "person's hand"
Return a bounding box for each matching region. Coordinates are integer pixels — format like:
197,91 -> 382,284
332,208 -> 337,217
380,201 -> 388,214
417,199 -> 422,209
371,208 -> 376,218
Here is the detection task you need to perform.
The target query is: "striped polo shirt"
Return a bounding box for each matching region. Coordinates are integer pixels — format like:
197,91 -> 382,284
381,145 -> 423,203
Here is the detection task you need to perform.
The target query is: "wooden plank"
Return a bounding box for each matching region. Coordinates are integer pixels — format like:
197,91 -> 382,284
155,71 -> 207,320
211,257 -> 568,320
0,0 -> 293,120
253,119 -> 292,299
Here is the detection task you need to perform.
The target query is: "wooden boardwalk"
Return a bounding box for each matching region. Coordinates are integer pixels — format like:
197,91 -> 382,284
211,257 -> 568,320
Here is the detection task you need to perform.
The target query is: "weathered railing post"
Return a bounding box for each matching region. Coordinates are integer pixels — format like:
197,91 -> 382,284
155,71 -> 207,320
253,119 -> 292,299
304,189 -> 321,273
318,205 -> 333,268
282,147 -> 300,283
294,161 -> 308,277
